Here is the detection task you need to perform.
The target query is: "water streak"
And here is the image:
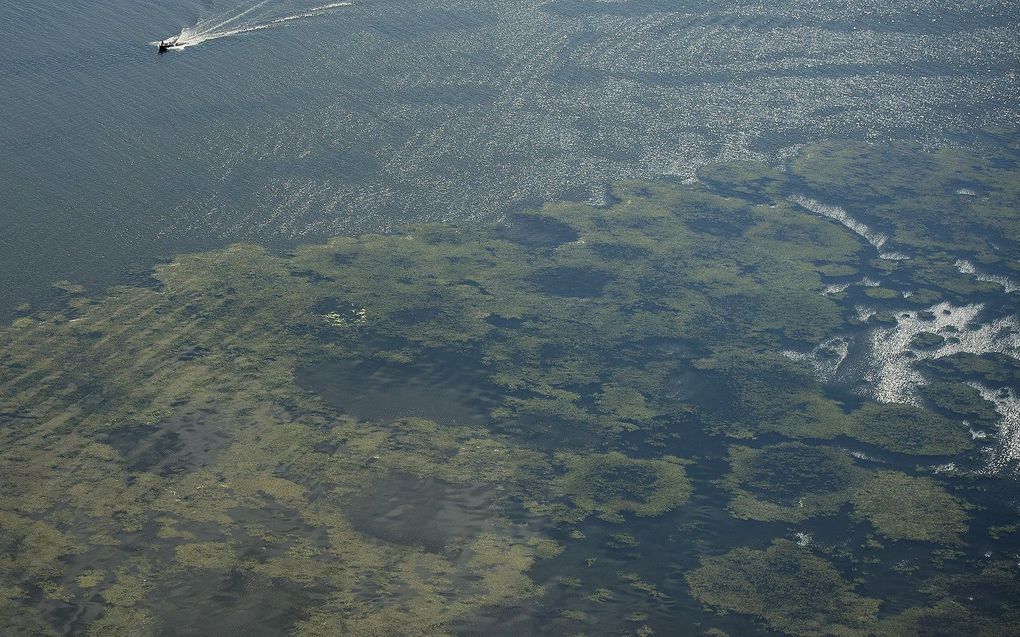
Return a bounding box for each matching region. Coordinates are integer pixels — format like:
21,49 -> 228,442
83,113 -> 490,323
790,196 -> 886,249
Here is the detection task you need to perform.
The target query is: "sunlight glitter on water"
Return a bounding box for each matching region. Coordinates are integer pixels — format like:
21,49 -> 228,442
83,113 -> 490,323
782,336 -> 850,382
969,384 -> 1020,474
790,196 -> 887,252
862,302 -> 1020,405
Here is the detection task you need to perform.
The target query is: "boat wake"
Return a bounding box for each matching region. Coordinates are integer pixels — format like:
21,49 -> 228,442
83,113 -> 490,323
152,0 -> 352,51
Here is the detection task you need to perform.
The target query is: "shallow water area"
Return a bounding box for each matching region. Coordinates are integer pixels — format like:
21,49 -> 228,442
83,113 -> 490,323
345,472 -> 504,553
150,569 -> 326,637
294,352 -> 499,425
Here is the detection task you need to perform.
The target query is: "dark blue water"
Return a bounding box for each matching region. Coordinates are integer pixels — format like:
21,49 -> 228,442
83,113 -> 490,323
2,0 -> 1018,317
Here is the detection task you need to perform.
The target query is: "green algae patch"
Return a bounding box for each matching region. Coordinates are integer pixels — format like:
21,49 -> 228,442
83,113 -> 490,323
910,331 -> 946,349
918,352 -> 1020,389
850,471 -> 969,544
686,540 -> 880,636
0,512 -> 79,583
789,139 -> 1020,264
175,541 -> 236,570
918,381 -> 1000,427
595,384 -> 657,422
689,349 -> 847,439
864,286 -> 901,300
85,607 -> 154,637
878,561 -> 1020,636
556,452 -> 691,523
738,442 -> 851,498
696,160 -> 789,203
75,569 -> 105,589
0,594 -> 58,637
723,443 -> 858,522
876,601 -> 1014,637
724,444 -> 968,544
847,403 -> 973,455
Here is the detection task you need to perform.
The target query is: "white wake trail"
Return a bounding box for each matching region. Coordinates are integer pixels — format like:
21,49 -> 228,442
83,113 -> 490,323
154,1 -> 352,50
198,0 -> 274,35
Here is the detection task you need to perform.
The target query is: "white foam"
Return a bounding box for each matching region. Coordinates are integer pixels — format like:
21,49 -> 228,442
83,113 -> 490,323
807,292 -> 1020,476
790,195 -> 912,261
879,251 -> 911,261
969,424 -> 989,440
840,448 -> 885,463
821,277 -> 888,296
823,282 -> 852,295
791,196 -> 888,251
855,305 -> 875,322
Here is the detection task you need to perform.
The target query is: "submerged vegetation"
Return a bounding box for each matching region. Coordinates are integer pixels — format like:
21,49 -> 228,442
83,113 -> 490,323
1,135 -> 1019,635
686,541 -> 880,636
723,443 -> 969,543
845,403 -> 973,456
555,452 -> 690,523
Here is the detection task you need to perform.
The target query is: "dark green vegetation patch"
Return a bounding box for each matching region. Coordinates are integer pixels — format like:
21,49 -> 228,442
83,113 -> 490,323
555,451 -> 691,523
846,403 -> 973,456
686,541 -> 880,637
724,444 -> 969,543
734,442 -> 855,505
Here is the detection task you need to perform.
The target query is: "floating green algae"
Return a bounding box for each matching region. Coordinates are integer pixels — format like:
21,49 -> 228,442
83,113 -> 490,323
849,471 -> 969,544
723,443 -> 858,522
686,541 -> 881,637
918,381 -> 1000,428
846,403 -> 973,456
723,444 -> 969,544
788,139 -> 1020,265
877,560 -> 1020,636
688,349 -> 847,439
918,352 -> 1020,389
0,135 -> 1018,635
555,452 -> 691,523
910,331 -> 946,349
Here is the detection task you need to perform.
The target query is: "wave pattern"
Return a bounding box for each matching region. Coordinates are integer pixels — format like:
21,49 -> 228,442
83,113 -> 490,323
2,0 -> 1019,316
161,0 -> 1020,239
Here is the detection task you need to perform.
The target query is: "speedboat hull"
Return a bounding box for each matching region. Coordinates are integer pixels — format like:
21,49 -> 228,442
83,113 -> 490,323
158,37 -> 182,53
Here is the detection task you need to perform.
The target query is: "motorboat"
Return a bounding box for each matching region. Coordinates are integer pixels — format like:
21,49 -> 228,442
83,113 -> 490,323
158,37 -> 182,53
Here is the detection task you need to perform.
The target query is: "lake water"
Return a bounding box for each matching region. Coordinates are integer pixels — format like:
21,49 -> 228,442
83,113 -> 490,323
2,1 -> 1020,635
2,0 -> 1018,317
